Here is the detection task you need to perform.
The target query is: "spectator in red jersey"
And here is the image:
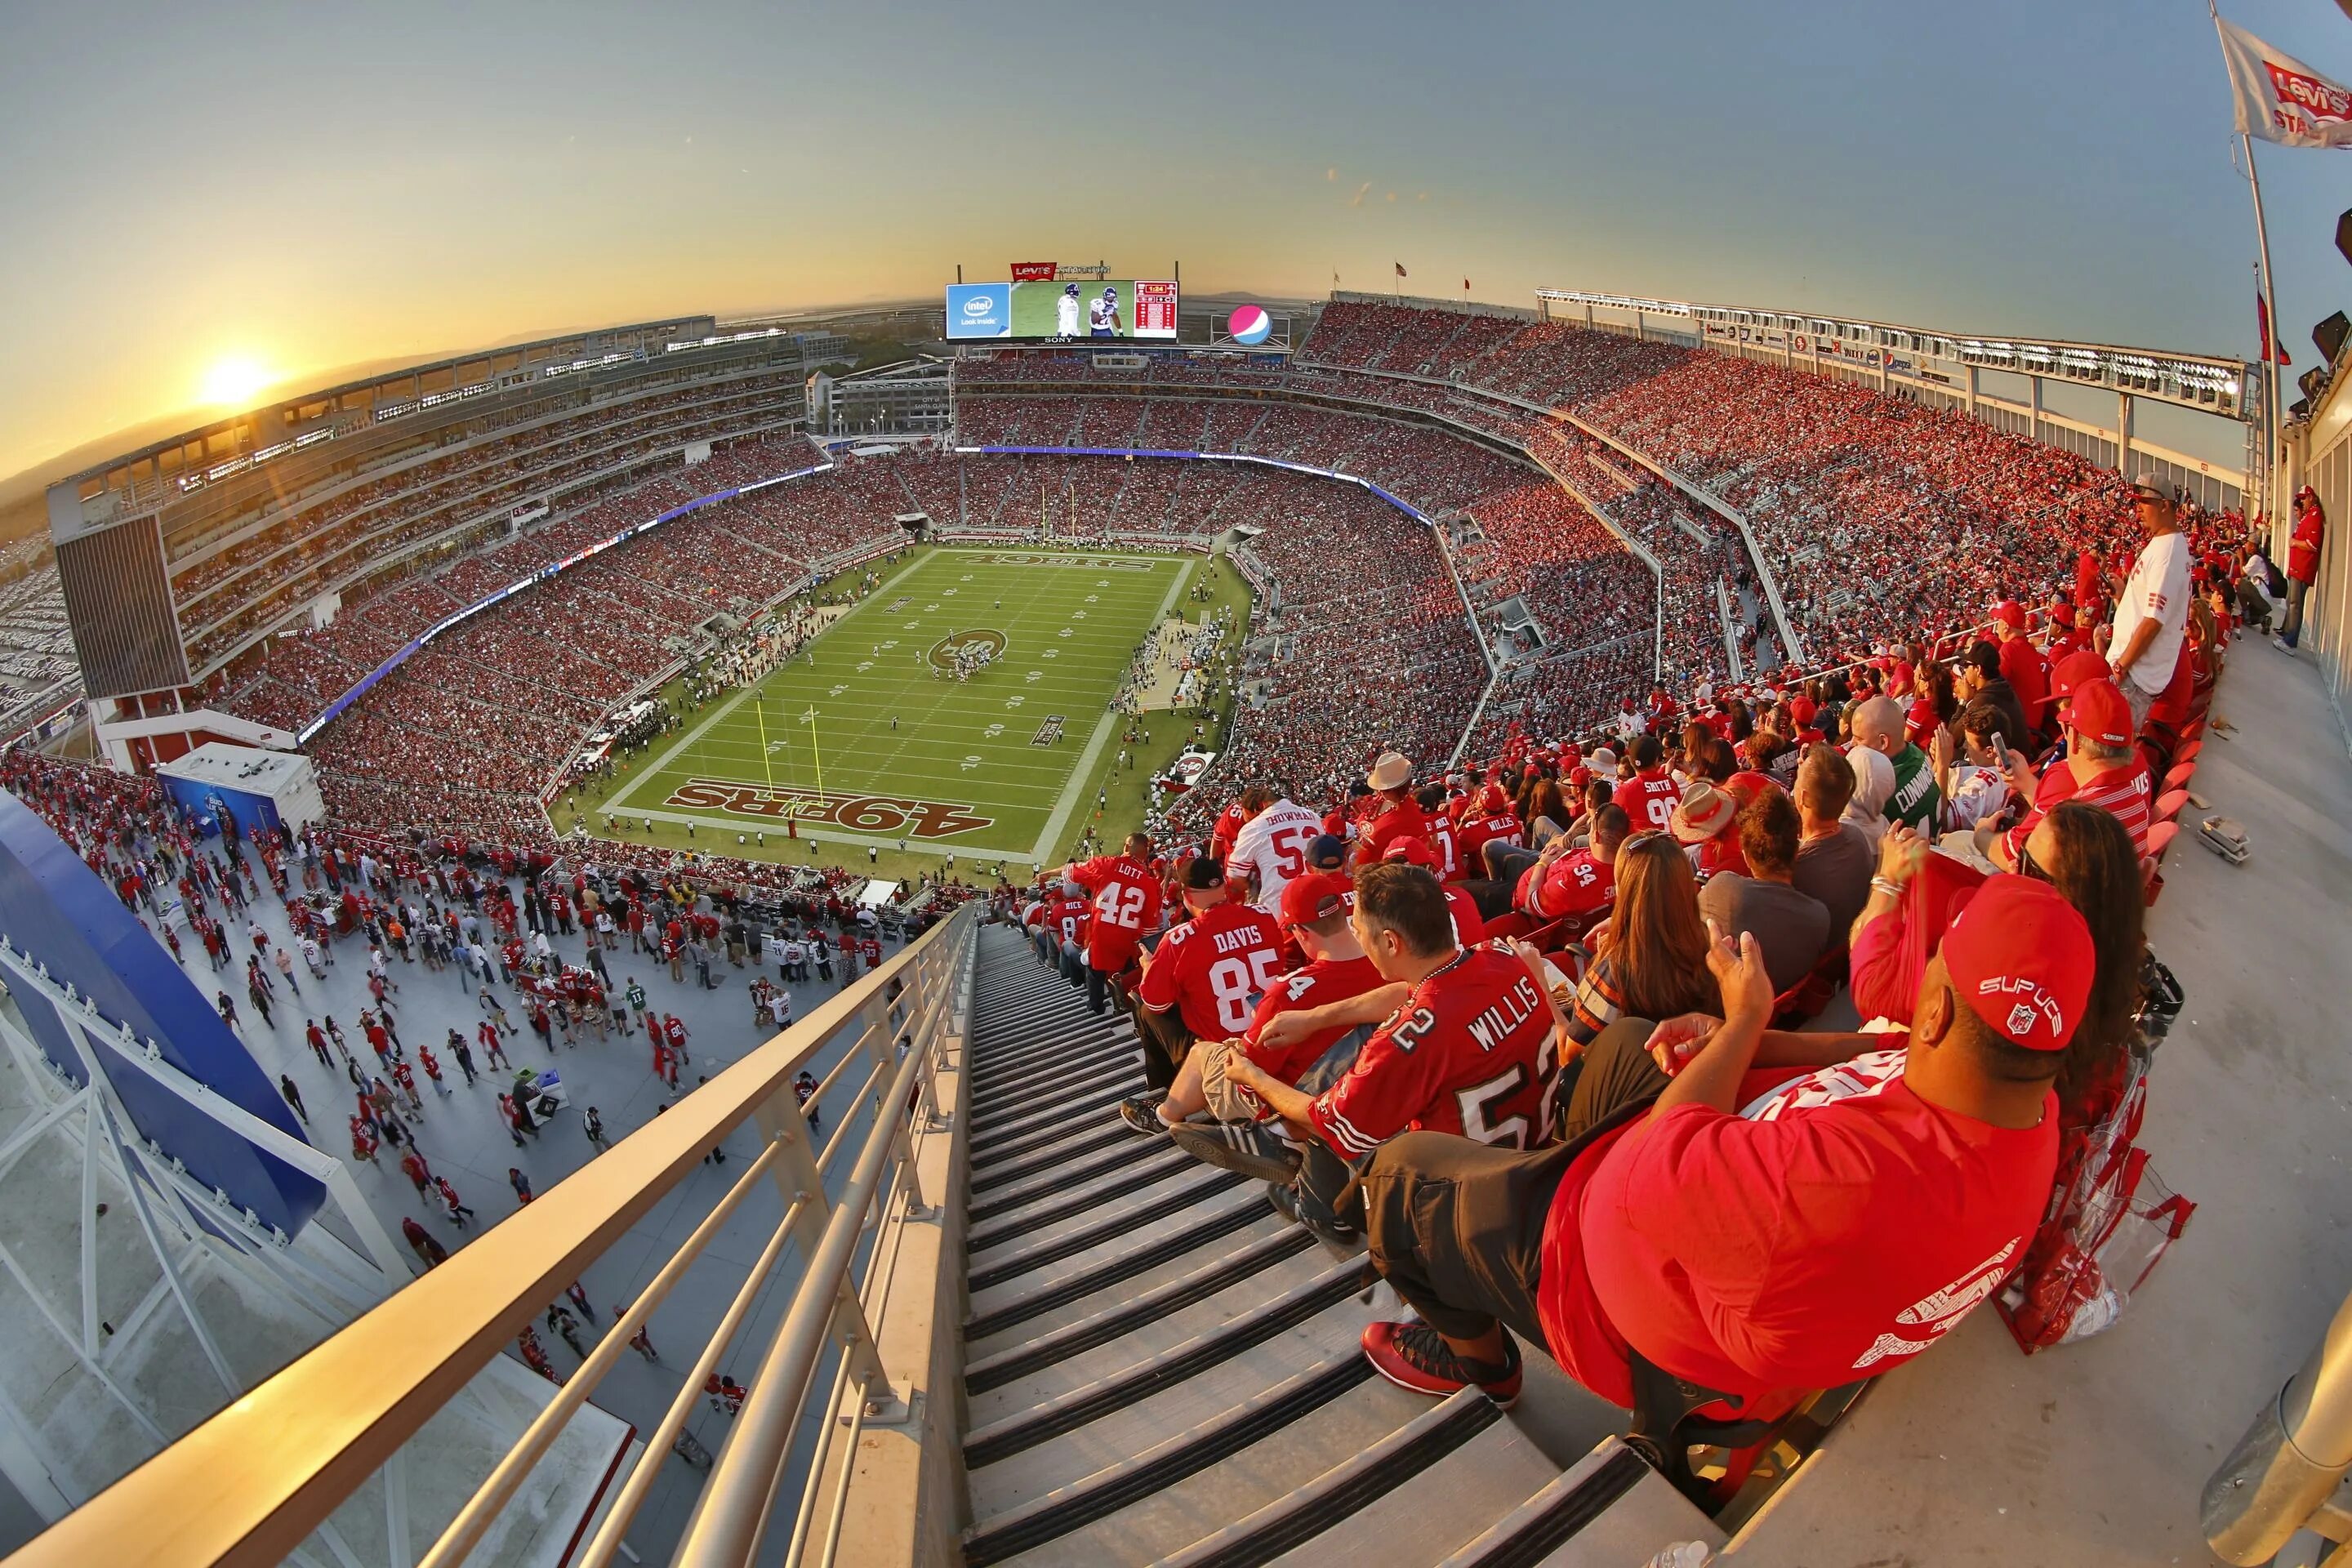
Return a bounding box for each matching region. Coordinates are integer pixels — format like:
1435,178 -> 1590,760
1611,734 -> 1682,836
1122,857 -> 1281,1128
1379,837 -> 1484,947
1351,875 -> 2090,1416
2278,485 -> 2325,653
1218,862 -> 1559,1248
1984,678 -> 2154,866
1352,753 -> 1432,866
1161,870 -> 1390,1178
1454,784 -> 1525,881
1992,601 -> 2052,738
1067,831 -> 1165,1018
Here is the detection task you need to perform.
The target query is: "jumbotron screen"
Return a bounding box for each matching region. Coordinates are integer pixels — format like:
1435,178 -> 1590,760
946,279 -> 1178,341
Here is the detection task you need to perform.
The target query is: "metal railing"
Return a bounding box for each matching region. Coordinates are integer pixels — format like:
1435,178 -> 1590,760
4,903 -> 978,1568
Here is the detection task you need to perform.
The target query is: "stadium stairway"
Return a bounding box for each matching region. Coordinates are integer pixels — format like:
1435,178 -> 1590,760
952,923 -> 1735,1567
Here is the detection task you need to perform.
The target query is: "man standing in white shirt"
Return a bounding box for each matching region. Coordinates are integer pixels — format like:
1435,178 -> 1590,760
1223,784 -> 1327,920
2109,474 -> 2189,733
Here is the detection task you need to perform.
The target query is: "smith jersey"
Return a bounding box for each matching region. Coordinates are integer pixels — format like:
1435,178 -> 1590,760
1225,799 -> 1325,916
1308,943 -> 1555,1159
1138,902 -> 1286,1040
1614,768 -> 1683,834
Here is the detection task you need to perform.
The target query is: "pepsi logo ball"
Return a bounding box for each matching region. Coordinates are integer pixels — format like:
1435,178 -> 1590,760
1227,305 -> 1272,345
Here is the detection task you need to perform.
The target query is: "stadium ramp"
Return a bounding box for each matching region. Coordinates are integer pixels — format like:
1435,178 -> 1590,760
953,921 -> 1728,1567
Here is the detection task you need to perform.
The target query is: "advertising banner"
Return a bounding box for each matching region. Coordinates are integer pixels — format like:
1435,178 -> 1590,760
946,283 -> 1013,340
1009,261 -> 1058,281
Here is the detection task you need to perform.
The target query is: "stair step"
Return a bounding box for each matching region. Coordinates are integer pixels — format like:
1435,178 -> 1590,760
1251,1405 -> 1560,1566
964,1253 -> 1376,1452
965,1283 -> 1396,1508
968,1167 -> 1250,1289
965,1210 -> 1298,1354
969,1133 -> 1195,1227
970,1036 -> 1139,1111
970,1055 -> 1141,1130
966,1223 -> 1319,1392
971,1120 -> 1138,1194
965,1356 -> 1429,1567
969,1082 -> 1144,1157
968,1143 -> 1199,1243
1433,1437 -> 1728,1567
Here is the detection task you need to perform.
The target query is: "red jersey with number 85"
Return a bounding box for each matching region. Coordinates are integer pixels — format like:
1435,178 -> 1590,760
1068,854 -> 1163,971
1308,944 -> 1555,1160
1138,902 -> 1286,1041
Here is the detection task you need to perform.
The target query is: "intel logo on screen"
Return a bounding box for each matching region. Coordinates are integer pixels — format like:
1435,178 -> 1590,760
945,283 -> 1011,339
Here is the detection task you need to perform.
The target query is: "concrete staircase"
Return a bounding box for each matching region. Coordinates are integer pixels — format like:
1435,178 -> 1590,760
954,924 -> 1729,1566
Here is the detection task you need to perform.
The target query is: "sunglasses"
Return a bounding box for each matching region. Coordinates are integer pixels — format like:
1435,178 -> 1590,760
2016,837 -> 2053,884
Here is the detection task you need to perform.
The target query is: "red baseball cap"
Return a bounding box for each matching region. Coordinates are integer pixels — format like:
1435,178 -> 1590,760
1990,599 -> 2026,630
2049,648 -> 2109,702
1942,876 -> 2096,1051
1279,870 -> 1356,928
1380,836 -> 1438,870
2067,678 -> 2133,749
1789,694 -> 1818,726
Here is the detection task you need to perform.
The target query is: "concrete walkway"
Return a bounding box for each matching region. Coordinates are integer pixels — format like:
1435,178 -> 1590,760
1731,643 -> 2352,1566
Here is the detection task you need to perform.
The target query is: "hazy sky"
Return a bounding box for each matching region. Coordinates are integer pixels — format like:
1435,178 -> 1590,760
1,0 -> 2345,483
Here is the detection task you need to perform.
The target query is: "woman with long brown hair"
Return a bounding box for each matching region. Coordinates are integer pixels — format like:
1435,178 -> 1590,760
1562,833 -> 1716,1057
2027,801 -> 2147,1125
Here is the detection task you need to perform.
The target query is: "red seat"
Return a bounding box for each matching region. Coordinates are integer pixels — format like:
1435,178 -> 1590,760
2154,789 -> 2189,822
2162,761 -> 2196,792
2176,738 -> 2203,764
2145,821 -> 2179,859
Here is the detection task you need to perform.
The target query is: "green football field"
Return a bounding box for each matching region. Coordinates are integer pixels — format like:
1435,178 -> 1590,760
1009,283 -> 1129,338
598,546 -> 1197,865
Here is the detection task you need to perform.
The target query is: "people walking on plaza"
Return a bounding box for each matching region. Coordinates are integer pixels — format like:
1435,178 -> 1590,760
403,1218 -> 448,1270
278,1074 -> 309,1125
435,1176 -> 477,1228
583,1106 -> 608,1150
509,1167 -> 535,1205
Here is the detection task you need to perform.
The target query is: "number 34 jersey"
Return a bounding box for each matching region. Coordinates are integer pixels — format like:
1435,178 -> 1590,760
1308,942 -> 1557,1159
1138,902 -> 1287,1042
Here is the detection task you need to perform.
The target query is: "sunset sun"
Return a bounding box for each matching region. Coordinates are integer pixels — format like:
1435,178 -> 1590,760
197,354 -> 275,408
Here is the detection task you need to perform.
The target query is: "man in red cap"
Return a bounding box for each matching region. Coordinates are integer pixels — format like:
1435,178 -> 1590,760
1991,600 -> 2051,737
1455,782 -> 1526,880
1984,676 -> 2154,866
1381,836 -> 1484,945
1350,875 -> 2086,1413
1612,733 -> 1683,835
1123,856 -> 1283,1130
1161,869 -> 1391,1181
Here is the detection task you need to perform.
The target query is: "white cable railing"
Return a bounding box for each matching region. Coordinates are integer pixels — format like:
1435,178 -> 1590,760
2,903 -> 978,1568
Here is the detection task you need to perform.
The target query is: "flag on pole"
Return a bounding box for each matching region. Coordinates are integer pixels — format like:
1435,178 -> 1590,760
1463,278 -> 1471,292
2216,16 -> 2352,148
1393,262 -> 1408,278
2258,291 -> 2292,363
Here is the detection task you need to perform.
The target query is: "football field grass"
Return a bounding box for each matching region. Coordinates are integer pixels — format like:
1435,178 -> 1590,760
594,546 -> 1198,870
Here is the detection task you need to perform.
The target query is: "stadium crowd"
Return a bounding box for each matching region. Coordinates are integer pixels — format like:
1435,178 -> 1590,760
998,445 -> 2236,1441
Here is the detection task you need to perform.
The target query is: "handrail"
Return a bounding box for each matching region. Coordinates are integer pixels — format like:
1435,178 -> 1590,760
2,905 -> 976,1568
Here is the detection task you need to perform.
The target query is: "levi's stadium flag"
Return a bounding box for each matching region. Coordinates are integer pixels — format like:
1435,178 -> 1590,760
1394,262 -> 1408,278
2259,291 -> 2292,364
2216,17 -> 2352,148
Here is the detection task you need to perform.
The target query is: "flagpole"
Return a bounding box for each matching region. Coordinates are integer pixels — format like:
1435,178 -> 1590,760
2243,131 -> 2284,519
2212,0 -> 2285,521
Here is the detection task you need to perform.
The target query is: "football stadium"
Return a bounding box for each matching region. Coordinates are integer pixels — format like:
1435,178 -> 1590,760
2,8 -> 2351,1568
